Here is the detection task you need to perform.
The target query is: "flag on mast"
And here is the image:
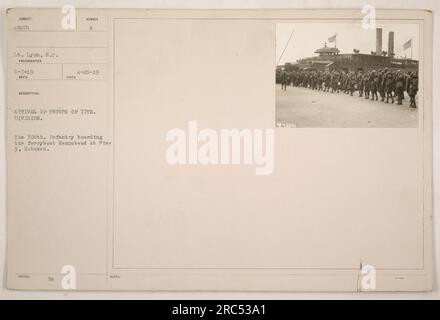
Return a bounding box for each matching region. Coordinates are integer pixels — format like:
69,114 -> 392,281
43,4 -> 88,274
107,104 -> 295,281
328,34 -> 337,43
403,39 -> 412,50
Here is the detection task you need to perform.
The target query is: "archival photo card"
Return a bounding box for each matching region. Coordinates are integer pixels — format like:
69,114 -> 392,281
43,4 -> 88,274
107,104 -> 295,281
5,8 -> 433,292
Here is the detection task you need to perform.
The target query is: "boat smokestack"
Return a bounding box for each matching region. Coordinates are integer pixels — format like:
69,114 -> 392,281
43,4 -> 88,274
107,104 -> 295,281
376,28 -> 383,55
388,31 -> 394,57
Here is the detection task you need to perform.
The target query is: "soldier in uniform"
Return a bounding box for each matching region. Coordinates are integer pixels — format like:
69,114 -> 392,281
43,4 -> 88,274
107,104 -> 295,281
316,71 -> 322,91
384,70 -> 395,103
280,70 -> 289,91
304,71 -> 310,88
395,70 -> 406,105
405,72 -> 412,95
324,71 -> 331,92
407,72 -> 418,108
289,71 -> 296,88
320,71 -> 326,91
301,71 -> 305,87
346,72 -> 352,94
316,71 -> 323,91
330,70 -> 337,93
378,69 -> 386,102
333,71 -> 341,93
340,71 -> 347,94
357,70 -> 364,97
311,71 -> 316,90
369,70 -> 379,101
363,72 -> 370,100
348,72 -> 357,96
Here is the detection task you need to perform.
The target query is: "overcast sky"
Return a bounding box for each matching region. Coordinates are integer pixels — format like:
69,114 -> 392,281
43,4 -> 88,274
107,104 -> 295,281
276,21 -> 420,64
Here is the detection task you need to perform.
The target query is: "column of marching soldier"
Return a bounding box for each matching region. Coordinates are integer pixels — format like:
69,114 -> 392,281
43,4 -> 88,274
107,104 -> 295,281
277,68 -> 419,108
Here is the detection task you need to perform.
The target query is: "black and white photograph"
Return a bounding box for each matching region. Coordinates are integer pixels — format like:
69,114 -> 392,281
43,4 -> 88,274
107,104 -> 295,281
276,22 -> 420,128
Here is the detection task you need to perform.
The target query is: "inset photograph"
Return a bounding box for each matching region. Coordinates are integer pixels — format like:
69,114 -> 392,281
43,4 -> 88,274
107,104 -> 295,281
276,22 -> 420,128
